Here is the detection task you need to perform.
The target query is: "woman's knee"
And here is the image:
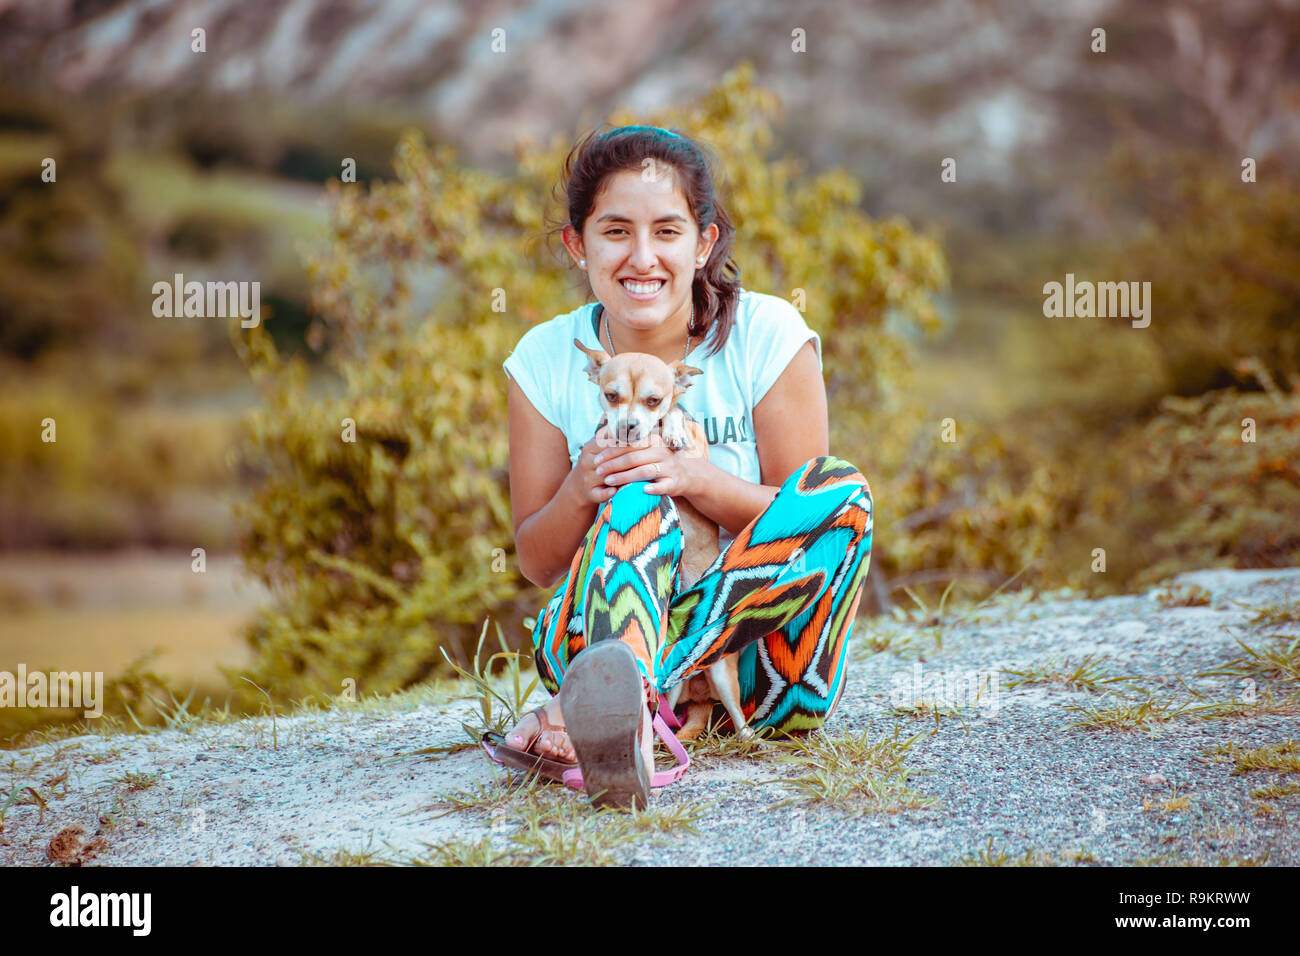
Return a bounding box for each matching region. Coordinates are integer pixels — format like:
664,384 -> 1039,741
609,479 -> 680,518
782,455 -> 872,502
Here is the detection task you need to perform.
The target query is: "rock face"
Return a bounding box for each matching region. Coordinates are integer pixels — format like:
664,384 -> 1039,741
3,0 -> 1296,221
1,567 -> 1296,866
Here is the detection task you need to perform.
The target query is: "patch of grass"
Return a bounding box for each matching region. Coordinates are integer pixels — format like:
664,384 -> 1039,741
0,784 -> 50,826
441,620 -> 539,744
419,774 -> 541,819
1215,852 -> 1271,866
764,725 -> 936,817
1221,738 -> 1300,776
381,741 -> 477,764
409,836 -> 522,867
299,834 -> 392,866
681,721 -> 782,762
1063,693 -> 1197,731
1199,631 -> 1300,690
1060,685 -> 1261,731
1142,788 -> 1195,816
620,800 -> 710,836
509,790 -> 657,865
955,836 -> 1062,867
126,688 -> 233,734
1002,653 -> 1138,693
1251,780 -> 1300,800
515,787 -> 709,865
888,699 -> 974,736
411,765 -> 708,866
894,563 -> 1036,653
239,677 -> 279,751
300,847 -> 392,866
1202,739 -> 1300,810
1155,583 -> 1213,608
852,618 -> 931,660
115,771 -> 161,792
1229,596 -> 1300,629
2,655 -> 464,753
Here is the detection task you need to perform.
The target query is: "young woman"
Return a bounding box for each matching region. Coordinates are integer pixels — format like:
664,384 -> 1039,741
497,125 -> 874,808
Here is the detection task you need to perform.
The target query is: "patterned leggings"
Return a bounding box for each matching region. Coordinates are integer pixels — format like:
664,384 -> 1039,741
530,455 -> 874,736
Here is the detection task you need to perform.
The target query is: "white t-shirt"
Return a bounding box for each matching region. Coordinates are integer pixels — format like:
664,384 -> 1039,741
502,288 -> 823,551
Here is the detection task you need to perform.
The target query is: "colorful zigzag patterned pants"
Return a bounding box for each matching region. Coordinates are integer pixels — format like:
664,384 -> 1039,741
531,455 -> 874,736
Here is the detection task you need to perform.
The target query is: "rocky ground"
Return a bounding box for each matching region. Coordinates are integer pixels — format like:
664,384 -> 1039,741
2,568 -> 1297,866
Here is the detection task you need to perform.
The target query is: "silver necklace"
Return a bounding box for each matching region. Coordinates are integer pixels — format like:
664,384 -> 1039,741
603,302 -> 695,361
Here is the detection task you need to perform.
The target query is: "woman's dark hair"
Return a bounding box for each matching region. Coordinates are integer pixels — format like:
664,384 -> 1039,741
548,125 -> 743,357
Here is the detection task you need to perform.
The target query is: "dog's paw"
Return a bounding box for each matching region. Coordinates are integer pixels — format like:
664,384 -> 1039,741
661,409 -> 691,450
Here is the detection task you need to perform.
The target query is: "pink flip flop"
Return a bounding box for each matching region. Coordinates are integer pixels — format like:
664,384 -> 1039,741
480,645 -> 690,807
561,641 -> 653,809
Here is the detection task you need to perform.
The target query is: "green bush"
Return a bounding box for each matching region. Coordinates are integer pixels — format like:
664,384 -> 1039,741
0,378 -> 238,547
1102,147 -> 1300,396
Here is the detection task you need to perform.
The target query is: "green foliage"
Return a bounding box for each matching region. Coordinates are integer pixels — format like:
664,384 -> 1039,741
0,378 -> 238,547
0,107 -> 142,360
232,63 -> 948,704
868,148 -> 1300,608
1103,147 -> 1300,396
1126,371 -> 1300,586
765,724 -> 936,816
439,619 -> 539,743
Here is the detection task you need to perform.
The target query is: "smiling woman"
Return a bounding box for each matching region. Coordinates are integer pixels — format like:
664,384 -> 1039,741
492,125 -> 874,810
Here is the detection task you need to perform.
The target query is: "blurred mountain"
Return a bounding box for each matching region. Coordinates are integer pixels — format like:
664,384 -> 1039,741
3,0 -> 1297,230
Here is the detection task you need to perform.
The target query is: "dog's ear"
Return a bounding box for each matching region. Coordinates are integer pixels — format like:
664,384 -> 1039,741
671,361 -> 703,401
574,338 -> 609,384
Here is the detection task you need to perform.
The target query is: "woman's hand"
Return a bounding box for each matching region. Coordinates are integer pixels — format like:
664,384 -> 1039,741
593,427 -> 708,498
570,425 -> 625,505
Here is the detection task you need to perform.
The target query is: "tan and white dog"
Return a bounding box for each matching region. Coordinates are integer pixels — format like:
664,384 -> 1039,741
573,338 -> 751,741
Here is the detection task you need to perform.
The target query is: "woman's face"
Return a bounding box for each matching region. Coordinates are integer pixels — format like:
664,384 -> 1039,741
565,166 -> 718,333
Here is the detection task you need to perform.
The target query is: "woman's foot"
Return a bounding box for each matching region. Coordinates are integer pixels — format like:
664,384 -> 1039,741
503,695 -> 574,763
562,641 -> 656,809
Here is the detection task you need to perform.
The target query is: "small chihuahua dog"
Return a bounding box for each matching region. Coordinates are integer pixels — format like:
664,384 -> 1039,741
574,338 -> 751,741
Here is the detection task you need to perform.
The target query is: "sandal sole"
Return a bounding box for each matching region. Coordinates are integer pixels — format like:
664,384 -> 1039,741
561,642 -> 650,810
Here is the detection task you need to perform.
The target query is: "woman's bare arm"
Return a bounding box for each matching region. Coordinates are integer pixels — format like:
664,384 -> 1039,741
682,340 -> 829,534
510,339 -> 828,584
507,376 -> 603,589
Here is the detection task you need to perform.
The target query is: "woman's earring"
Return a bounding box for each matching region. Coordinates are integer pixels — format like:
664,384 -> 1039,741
579,259 -> 586,268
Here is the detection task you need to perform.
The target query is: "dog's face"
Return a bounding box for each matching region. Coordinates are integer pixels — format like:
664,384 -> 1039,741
573,338 -> 701,444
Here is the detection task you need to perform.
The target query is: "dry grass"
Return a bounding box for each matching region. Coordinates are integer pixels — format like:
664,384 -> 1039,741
1063,693 -> 1201,731
1142,788 -> 1195,816
763,725 -> 936,817
1002,653 -> 1137,693
954,837 -> 1093,866
1155,584 -> 1214,608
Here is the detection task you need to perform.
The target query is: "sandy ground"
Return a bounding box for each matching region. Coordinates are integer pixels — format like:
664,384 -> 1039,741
1,567 -> 1297,866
